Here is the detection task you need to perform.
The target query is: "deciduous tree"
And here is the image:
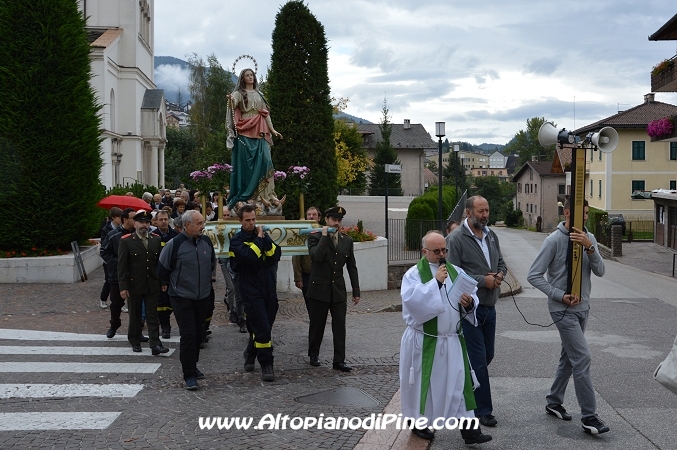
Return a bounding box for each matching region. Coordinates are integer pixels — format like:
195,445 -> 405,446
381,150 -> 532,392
505,117 -> 556,165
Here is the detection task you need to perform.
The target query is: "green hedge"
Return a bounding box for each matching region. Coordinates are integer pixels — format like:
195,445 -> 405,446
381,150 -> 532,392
404,186 -> 458,250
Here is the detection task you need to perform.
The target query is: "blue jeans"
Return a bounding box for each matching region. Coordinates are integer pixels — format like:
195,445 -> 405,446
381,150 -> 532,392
461,304 -> 496,417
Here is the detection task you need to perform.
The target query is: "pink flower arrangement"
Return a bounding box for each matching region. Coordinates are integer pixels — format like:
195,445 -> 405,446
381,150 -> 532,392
288,165 -> 310,180
190,170 -> 212,181
207,163 -> 232,174
274,171 -> 287,180
647,117 -> 674,138
287,165 -> 311,194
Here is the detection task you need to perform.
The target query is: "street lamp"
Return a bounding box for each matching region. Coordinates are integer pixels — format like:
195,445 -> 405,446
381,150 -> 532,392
454,144 -> 460,206
435,122 -> 445,232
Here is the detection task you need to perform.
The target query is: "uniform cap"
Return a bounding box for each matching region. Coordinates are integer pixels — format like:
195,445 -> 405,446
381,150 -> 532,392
324,206 -> 346,219
133,210 -> 153,222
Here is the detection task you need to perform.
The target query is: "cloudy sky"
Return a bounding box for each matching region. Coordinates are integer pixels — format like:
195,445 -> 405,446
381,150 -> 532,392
154,0 -> 677,145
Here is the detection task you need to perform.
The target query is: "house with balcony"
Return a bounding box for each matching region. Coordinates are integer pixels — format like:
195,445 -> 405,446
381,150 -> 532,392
649,13 -> 677,249
574,94 -> 677,220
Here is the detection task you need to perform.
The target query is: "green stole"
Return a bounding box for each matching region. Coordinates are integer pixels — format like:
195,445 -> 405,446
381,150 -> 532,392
416,257 -> 477,414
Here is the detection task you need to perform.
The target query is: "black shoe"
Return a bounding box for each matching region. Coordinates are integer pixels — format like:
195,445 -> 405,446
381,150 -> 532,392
139,335 -> 149,343
261,364 -> 275,382
151,345 -> 169,355
239,325 -> 247,333
196,369 -> 205,380
243,350 -> 256,372
582,416 -> 610,434
310,356 -> 321,366
132,345 -> 142,353
229,312 -> 238,324
411,426 -> 435,440
106,328 -> 116,339
332,362 -> 352,372
461,429 -> 492,444
546,404 -> 572,421
478,414 -> 497,427
185,377 -> 199,390
161,328 -> 171,339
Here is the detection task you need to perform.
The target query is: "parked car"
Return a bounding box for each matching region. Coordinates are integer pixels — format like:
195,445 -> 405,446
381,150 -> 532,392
608,213 -> 626,235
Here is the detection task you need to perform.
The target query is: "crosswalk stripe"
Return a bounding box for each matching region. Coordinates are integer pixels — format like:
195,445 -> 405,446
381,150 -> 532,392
0,345 -> 174,356
0,412 -> 122,430
0,328 -> 180,343
0,362 -> 160,373
0,383 -> 143,398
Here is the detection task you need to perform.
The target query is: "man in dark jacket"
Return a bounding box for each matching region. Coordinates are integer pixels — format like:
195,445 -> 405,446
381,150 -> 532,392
230,204 -> 281,382
118,210 -> 168,355
99,207 -> 122,309
100,208 -> 136,339
157,210 -> 215,390
292,206 -> 320,313
306,206 -> 360,372
152,209 -> 179,338
446,195 -> 507,428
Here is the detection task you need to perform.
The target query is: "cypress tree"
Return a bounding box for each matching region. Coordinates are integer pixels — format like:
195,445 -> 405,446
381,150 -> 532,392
267,1 -> 337,218
0,0 -> 102,252
369,100 -> 403,196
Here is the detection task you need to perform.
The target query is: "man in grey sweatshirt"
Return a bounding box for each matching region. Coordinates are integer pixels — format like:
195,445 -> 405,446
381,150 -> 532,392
527,198 -> 609,435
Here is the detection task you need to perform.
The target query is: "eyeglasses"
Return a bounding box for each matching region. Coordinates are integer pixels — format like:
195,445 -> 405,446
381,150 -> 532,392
424,247 -> 447,255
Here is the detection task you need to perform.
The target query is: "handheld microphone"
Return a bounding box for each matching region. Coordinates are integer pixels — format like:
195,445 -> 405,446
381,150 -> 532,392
439,257 -> 446,265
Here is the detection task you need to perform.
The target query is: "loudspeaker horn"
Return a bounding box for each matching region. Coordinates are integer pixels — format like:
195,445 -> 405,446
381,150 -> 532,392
538,121 -> 559,147
591,127 -> 618,154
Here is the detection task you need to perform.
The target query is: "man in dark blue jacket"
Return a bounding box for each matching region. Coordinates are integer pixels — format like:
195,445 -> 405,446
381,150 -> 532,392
157,210 -> 215,390
230,204 -> 281,382
100,208 -> 136,339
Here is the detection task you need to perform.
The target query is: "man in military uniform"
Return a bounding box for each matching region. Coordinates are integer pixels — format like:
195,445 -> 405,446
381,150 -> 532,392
118,210 -> 168,355
306,206 -> 360,371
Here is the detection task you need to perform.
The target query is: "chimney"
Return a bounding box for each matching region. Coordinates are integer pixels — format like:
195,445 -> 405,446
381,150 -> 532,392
645,93 -> 655,103
403,119 -> 411,129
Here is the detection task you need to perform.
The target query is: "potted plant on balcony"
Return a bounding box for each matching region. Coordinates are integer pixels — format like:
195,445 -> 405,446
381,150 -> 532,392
652,59 -> 674,78
647,117 -> 674,140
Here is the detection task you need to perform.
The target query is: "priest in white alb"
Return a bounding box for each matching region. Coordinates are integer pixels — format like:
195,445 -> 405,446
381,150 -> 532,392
399,231 -> 492,445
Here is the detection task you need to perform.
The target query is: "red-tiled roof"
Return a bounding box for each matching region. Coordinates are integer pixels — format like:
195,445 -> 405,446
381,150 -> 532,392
423,168 -> 438,185
575,98 -> 677,134
511,160 -> 564,182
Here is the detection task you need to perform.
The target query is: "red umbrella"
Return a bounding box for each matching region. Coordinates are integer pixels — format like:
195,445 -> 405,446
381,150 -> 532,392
97,195 -> 152,211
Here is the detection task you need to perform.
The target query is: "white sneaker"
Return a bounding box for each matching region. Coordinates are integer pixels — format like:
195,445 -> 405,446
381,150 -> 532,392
99,301 -> 108,309
121,305 -> 128,313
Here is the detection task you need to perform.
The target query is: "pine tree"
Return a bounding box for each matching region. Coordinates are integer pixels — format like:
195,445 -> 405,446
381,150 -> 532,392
0,0 -> 103,252
369,100 -> 402,196
267,1 -> 337,218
